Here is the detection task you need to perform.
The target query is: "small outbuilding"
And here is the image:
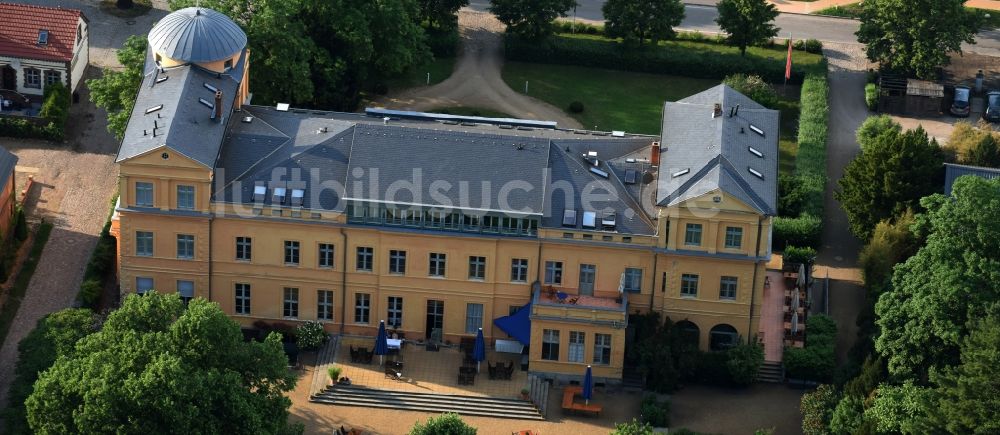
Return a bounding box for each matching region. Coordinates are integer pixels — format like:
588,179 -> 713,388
877,74 -> 944,117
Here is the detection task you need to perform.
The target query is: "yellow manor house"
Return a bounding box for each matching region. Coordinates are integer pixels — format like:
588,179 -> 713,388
111,7 -> 778,384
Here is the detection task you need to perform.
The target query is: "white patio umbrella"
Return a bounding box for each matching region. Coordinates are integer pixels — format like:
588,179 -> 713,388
797,263 -> 806,290
792,289 -> 800,310
791,311 -> 800,335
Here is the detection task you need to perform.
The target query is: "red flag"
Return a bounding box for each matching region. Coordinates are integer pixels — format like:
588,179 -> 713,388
785,38 -> 793,81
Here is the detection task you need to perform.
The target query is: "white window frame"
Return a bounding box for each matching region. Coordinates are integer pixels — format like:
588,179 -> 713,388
389,250 -> 407,274
136,231 -> 153,256
235,283 -> 250,315
724,226 -> 743,249
176,185 -> 195,210
235,237 -> 251,261
136,277 -> 154,294
720,276 -> 738,300
568,331 -> 585,363
468,256 -> 486,280
684,223 -> 703,246
318,243 -> 335,268
177,280 -> 194,305
284,240 -> 300,265
594,333 -> 612,365
511,258 -> 528,282
681,273 -> 699,297
387,296 -> 403,328
544,261 -> 563,285
356,246 -> 373,271
429,252 -> 447,277
318,290 -> 334,321
283,287 -> 299,318
465,303 -> 483,334
135,182 -> 154,207
176,234 -> 194,259
542,329 -> 560,361
623,268 -> 643,292
355,293 -> 371,324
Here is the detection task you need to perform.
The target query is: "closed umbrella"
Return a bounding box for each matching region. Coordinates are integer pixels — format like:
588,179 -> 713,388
792,289 -> 800,310
374,320 -> 388,366
582,365 -> 594,405
791,311 -> 800,335
473,327 -> 486,373
797,263 -> 806,290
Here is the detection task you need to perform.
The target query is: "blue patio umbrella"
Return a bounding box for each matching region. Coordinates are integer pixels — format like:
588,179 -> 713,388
374,320 -> 389,365
473,327 -> 486,372
582,365 -> 594,405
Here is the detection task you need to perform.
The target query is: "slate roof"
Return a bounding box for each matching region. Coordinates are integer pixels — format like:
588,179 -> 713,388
944,163 -> 1000,195
0,2 -> 85,62
115,46 -> 246,167
0,145 -> 18,193
148,7 -> 246,63
657,85 -> 779,216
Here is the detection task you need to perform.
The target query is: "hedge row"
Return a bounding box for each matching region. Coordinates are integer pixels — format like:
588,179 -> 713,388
505,34 -> 818,84
0,83 -> 70,141
784,314 -> 838,383
549,21 -> 824,54
77,193 -> 119,308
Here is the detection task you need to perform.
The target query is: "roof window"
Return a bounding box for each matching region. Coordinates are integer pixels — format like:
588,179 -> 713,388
38,29 -> 48,45
748,167 -> 764,179
198,98 -> 214,109
748,146 -> 763,158
672,168 -> 690,178
749,124 -> 765,136
145,104 -> 163,115
562,209 -> 578,227
582,211 -> 597,229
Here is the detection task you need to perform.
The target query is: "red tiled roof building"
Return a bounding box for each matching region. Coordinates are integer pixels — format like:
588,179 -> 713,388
0,2 -> 89,100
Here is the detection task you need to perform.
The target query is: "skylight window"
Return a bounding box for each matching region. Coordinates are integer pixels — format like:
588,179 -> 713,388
589,167 -> 609,178
38,30 -> 48,45
198,98 -> 214,109
748,146 -> 763,158
749,125 -> 765,136
204,83 -> 218,93
145,105 -> 163,114
748,167 -> 764,179
155,76 -> 168,84
672,168 -> 690,178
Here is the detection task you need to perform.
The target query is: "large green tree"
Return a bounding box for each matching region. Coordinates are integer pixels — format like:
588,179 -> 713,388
875,176 -> 1000,380
926,313 -> 1000,433
25,293 -> 298,434
489,0 -> 577,41
835,119 -> 944,240
856,0 -> 980,79
602,0 -> 685,47
714,0 -> 779,56
417,0 -> 469,30
87,35 -> 147,140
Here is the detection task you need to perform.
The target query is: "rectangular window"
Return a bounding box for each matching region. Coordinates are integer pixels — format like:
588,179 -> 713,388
579,264 -> 596,295
387,296 -> 403,328
542,329 -> 560,361
510,258 -> 528,282
176,234 -> 194,259
725,226 -> 743,249
468,256 -> 486,280
465,303 -> 484,333
284,241 -> 300,265
568,331 -> 585,363
234,283 -> 250,315
136,277 -> 153,294
136,231 -> 153,256
623,268 -> 643,293
684,223 -> 703,246
135,182 -> 153,207
681,274 -> 699,297
318,243 -> 335,268
318,290 -> 334,321
24,68 -> 40,88
720,276 -> 738,300
177,280 -> 194,306
355,293 -> 371,323
44,70 -> 61,86
356,247 -> 373,271
594,333 -> 612,365
283,287 -> 299,318
176,185 -> 195,210
544,261 -> 563,285
429,252 -> 446,277
389,250 -> 407,274
235,237 -> 251,261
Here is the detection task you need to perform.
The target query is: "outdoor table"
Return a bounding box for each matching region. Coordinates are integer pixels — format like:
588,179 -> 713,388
387,338 -> 402,350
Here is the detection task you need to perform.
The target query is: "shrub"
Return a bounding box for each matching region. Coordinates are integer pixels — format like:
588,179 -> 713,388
692,350 -> 730,385
784,345 -> 835,382
801,384 -> 840,435
426,27 -> 460,58
639,394 -> 670,427
327,365 -> 342,382
568,101 -> 585,113
79,279 -> 102,307
865,83 -> 878,111
553,20 -> 604,36
505,34 -> 822,84
409,412 -> 476,435
14,207 -> 27,242
39,83 -> 70,132
295,320 -> 327,350
859,212 -> 916,290
778,174 -> 808,217
612,419 -> 655,435
773,214 -> 822,250
803,39 -> 823,54
783,245 -> 817,265
726,343 -> 764,386
723,73 -> 779,108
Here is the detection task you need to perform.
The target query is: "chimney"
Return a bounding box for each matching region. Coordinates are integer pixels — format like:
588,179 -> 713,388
651,141 -> 661,167
214,90 -> 223,122
713,103 -> 722,118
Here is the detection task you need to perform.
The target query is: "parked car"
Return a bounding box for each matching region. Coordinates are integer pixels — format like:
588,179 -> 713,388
984,91 -> 1000,122
951,85 -> 971,117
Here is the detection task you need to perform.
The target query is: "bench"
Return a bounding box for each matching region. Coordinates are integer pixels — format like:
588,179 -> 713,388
561,385 -> 602,416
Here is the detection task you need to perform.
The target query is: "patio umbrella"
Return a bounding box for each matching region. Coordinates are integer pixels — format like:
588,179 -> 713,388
473,327 -> 486,373
374,320 -> 388,366
582,365 -> 594,405
792,288 -> 800,310
791,311 -> 800,335
797,263 -> 806,290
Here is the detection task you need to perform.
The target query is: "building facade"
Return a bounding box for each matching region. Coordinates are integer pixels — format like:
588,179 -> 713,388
0,2 -> 89,102
111,7 -> 778,383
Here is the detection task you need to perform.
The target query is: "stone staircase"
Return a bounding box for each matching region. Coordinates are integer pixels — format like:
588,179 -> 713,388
311,385 -> 544,420
621,366 -> 645,391
758,361 -> 784,383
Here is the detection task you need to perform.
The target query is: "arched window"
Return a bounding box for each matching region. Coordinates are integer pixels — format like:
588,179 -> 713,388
675,320 -> 700,349
709,324 -> 739,351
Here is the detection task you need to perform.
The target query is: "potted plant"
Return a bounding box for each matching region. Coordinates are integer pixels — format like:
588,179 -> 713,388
328,366 -> 342,385
520,387 -> 530,400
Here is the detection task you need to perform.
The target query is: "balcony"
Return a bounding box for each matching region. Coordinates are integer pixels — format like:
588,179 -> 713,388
531,287 -> 627,326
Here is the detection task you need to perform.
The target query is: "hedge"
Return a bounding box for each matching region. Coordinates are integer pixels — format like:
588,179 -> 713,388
0,83 -> 70,141
784,314 -> 838,382
865,83 -> 878,111
76,193 -> 118,308
774,214 -> 823,250
505,34 -> 821,84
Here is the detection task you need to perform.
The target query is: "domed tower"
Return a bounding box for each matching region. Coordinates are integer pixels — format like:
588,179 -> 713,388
147,7 -> 247,73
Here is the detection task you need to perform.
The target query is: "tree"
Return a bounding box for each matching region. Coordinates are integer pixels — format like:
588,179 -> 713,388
409,412 -> 476,435
855,114 -> 901,150
722,74 -> 778,108
26,293 -> 298,434
489,0 -> 578,41
417,0 -> 469,30
828,395 -> 865,435
602,0 -> 685,47
725,342 -> 764,386
800,384 -> 839,435
858,211 -> 917,293
875,176 -> 1000,380
865,383 -> 934,434
856,0 -> 980,79
836,124 -> 944,240
927,313 -> 1000,434
714,0 -> 779,56
611,419 -> 655,435
87,35 -> 147,140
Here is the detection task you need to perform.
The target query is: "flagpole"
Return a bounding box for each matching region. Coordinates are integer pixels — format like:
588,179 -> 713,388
784,32 -> 792,93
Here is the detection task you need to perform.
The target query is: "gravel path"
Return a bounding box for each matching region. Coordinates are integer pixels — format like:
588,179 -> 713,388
0,0 -> 169,415
375,10 -> 584,128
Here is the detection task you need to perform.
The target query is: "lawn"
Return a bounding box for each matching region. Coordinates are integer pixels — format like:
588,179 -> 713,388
502,62 -> 802,174
386,56 -> 456,92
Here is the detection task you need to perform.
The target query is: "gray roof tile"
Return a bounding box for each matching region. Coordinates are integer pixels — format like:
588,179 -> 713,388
944,163 -> 1000,195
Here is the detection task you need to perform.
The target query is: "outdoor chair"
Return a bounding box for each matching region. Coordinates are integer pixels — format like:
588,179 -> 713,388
384,366 -> 402,380
488,362 -> 498,380
458,371 -> 475,385
361,348 -> 374,364
349,346 -> 359,363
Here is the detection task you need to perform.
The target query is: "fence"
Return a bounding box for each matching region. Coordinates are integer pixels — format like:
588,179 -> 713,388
527,374 -> 549,418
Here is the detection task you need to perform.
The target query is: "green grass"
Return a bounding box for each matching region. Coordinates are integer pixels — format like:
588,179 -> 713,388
0,222 -> 54,349
386,56 -> 457,91
503,62 -> 718,134
776,96 -> 802,175
427,106 -> 515,118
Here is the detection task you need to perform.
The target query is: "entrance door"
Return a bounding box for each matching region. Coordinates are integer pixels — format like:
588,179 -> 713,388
425,300 -> 444,341
579,264 -> 596,296
0,66 -> 14,90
